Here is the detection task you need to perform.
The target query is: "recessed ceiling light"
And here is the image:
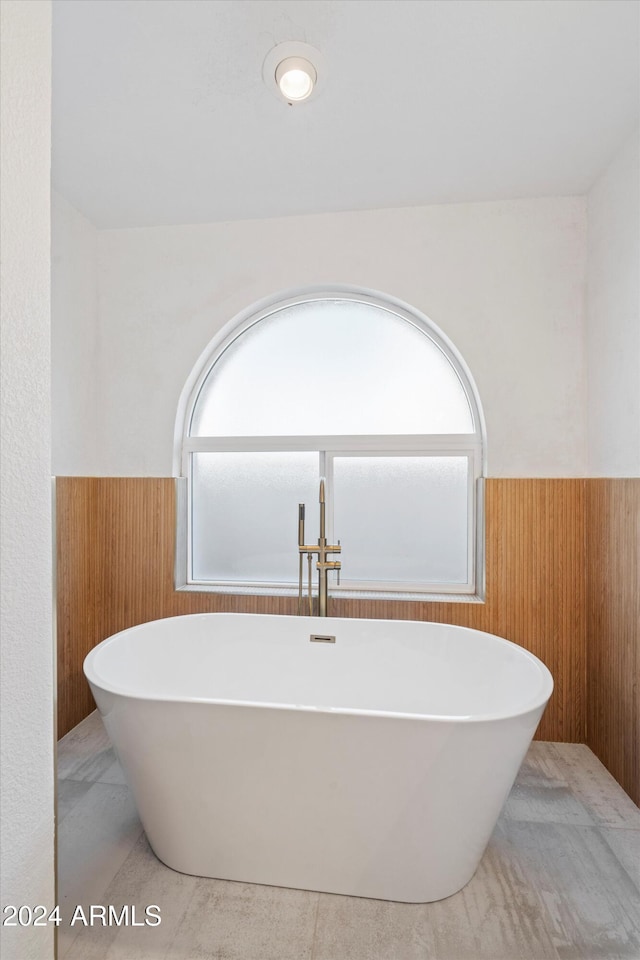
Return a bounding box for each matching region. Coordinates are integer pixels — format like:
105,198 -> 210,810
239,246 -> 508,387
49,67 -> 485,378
275,57 -> 316,102
263,42 -> 323,105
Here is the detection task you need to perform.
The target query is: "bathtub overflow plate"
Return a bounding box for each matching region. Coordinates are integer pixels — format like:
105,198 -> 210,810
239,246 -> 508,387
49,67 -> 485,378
310,634 -> 336,643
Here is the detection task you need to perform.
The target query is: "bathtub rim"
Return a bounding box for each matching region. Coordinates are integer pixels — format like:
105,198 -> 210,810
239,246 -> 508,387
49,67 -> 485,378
83,611 -> 554,725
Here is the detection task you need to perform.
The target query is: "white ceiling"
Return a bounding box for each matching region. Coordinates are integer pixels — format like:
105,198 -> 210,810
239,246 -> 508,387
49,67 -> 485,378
52,0 -> 640,229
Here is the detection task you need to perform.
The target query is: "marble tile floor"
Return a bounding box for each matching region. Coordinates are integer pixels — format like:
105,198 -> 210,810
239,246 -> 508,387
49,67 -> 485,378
57,711 -> 640,960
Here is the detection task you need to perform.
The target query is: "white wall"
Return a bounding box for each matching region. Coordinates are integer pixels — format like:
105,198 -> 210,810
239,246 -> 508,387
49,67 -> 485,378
52,190 -> 100,475
0,3 -> 55,959
586,127 -> 640,476
80,195 -> 587,478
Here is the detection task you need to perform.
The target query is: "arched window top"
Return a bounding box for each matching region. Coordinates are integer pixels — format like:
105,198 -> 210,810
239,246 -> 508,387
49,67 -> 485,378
188,292 -> 480,439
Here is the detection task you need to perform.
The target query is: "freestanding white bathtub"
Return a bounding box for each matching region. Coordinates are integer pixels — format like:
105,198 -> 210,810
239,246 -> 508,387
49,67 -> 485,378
84,613 -> 553,903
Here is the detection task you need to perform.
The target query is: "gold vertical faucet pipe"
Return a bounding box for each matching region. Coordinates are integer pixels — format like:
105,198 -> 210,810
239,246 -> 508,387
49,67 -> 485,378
319,477 -> 326,540
298,504 -> 305,615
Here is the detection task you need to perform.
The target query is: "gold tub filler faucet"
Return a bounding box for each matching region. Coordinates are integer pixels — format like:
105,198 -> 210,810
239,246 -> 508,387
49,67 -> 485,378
298,478 -> 341,617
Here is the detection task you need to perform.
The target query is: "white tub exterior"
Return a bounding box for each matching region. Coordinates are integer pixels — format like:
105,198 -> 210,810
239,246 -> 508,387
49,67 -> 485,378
83,613 -> 553,903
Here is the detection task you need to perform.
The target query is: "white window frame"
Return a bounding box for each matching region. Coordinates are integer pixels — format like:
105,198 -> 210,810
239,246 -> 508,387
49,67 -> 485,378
174,287 -> 486,602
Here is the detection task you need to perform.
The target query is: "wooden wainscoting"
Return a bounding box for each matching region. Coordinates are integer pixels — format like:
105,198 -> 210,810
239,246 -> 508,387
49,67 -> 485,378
56,477 -> 587,744
586,479 -> 640,806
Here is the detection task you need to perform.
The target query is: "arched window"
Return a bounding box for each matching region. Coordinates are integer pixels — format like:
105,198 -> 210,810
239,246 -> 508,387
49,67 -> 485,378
175,288 -> 485,600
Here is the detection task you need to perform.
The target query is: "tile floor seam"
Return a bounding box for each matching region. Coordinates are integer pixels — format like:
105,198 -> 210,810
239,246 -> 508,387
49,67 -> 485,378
310,893 -> 321,960
596,828 -> 640,894
60,775 -> 126,786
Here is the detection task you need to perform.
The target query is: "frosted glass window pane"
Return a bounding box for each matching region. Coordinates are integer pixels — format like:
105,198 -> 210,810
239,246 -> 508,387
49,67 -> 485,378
333,457 -> 469,584
190,299 -> 473,436
191,452 -> 319,582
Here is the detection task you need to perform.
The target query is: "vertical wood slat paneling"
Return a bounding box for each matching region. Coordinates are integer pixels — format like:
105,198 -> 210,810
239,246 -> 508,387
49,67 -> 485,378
586,479 -> 640,806
56,477 -> 100,739
56,478 -> 587,745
